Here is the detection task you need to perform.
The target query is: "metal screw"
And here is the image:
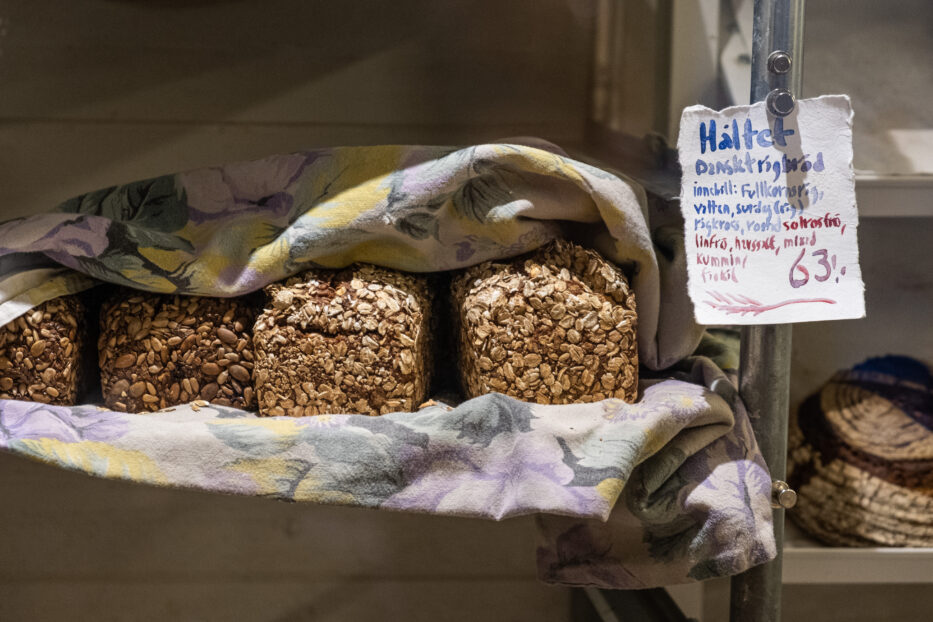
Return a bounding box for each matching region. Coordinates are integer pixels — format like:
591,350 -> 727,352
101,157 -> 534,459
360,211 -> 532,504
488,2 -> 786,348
771,480 -> 797,509
767,50 -> 792,74
766,88 -> 796,117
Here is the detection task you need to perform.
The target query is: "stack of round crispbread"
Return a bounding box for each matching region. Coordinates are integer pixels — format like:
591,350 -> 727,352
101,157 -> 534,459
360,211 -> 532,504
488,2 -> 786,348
788,356 -> 933,547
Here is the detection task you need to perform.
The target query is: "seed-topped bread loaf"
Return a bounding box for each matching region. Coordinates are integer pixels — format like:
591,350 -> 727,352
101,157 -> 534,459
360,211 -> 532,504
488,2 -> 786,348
0,296 -> 84,405
252,265 -> 433,416
452,239 -> 638,404
99,292 -> 256,412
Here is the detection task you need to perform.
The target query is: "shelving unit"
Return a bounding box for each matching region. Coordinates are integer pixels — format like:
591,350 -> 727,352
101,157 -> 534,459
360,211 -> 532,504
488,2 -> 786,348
669,1 -> 933,618
778,0 -> 933,614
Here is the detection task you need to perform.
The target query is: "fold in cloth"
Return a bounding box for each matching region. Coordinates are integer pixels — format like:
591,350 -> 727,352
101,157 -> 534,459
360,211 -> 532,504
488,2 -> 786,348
0,140 -> 701,370
0,142 -> 773,587
536,343 -> 775,588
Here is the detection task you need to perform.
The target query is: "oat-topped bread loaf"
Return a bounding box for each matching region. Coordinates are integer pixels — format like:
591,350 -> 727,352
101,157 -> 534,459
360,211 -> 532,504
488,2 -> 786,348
0,296 -> 84,405
99,293 -> 256,412
253,265 -> 433,416
452,239 -> 638,404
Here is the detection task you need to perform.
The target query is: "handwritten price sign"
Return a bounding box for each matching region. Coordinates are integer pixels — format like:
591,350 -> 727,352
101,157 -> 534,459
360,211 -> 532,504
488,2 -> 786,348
678,95 -> 865,324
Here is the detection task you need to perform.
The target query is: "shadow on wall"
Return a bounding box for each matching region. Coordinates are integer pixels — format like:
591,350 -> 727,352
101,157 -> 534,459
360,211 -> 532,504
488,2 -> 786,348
0,0 -> 594,218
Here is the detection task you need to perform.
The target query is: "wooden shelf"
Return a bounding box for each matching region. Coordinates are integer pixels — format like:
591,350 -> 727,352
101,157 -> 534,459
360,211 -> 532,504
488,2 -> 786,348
571,140 -> 933,219
783,522 -> 933,584
856,175 -> 933,218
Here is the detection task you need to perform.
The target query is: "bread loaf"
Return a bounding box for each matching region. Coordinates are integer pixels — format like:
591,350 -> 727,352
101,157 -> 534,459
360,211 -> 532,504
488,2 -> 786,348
0,296 -> 84,405
452,239 -> 638,404
99,292 -> 256,412
252,265 -> 433,416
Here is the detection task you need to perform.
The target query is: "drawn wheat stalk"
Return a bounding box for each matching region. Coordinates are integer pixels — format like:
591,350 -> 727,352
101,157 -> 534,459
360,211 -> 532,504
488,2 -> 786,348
703,291 -> 836,316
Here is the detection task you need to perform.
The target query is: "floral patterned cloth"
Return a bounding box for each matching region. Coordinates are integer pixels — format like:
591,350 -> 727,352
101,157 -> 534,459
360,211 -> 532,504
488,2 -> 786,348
537,349 -> 775,588
0,141 -> 774,587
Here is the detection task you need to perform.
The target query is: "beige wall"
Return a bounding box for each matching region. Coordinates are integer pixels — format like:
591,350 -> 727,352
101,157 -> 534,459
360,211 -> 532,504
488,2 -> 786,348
0,453 -> 569,621
0,0 -> 593,220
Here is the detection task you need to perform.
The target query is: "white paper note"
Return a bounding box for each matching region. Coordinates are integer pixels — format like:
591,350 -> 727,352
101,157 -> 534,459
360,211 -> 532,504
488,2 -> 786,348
677,95 -> 865,325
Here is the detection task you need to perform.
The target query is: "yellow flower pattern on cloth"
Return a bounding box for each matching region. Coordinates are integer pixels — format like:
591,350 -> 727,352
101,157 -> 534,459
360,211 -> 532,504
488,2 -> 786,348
16,438 -> 166,484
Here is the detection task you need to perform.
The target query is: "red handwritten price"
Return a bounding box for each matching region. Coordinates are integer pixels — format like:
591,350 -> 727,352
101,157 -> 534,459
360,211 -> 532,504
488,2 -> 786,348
789,248 -> 846,288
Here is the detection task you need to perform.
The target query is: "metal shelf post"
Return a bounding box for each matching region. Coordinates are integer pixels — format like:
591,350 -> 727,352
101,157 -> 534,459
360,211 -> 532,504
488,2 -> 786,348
730,2 -> 806,621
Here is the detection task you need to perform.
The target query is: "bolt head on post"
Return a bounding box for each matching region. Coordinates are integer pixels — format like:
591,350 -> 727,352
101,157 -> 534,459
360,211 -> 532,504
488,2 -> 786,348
771,480 -> 798,509
766,88 -> 796,117
767,50 -> 793,74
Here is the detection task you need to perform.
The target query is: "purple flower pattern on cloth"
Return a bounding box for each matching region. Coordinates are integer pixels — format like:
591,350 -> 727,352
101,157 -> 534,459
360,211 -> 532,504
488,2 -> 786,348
179,152 -> 316,224
381,413 -> 602,518
0,214 -> 111,260
0,401 -> 128,444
